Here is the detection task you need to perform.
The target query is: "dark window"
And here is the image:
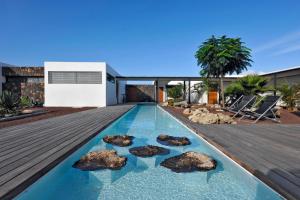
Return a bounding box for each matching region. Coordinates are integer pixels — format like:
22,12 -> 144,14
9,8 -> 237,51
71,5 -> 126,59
48,71 -> 102,84
106,73 -> 115,84
77,72 -> 102,84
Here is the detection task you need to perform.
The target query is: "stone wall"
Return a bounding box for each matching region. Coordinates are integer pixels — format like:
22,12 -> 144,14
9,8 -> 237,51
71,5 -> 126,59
2,67 -> 45,103
2,67 -> 44,77
2,80 -> 44,103
126,85 -> 155,102
21,83 -> 44,103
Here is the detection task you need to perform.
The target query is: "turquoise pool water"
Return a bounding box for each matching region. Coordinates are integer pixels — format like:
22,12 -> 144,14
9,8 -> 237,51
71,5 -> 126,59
18,105 -> 283,200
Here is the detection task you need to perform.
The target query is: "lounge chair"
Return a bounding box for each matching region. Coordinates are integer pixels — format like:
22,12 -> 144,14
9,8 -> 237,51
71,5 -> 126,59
226,95 -> 257,118
239,95 -> 281,123
225,95 -> 242,107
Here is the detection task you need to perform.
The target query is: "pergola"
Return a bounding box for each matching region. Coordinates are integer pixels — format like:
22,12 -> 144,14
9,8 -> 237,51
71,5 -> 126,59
115,76 -> 237,104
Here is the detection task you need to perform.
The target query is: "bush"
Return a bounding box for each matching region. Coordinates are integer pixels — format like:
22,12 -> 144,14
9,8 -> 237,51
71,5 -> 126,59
20,96 -> 33,108
225,74 -> 272,98
167,84 -> 183,100
224,82 -> 244,99
167,99 -> 174,106
277,83 -> 300,110
0,91 -> 20,114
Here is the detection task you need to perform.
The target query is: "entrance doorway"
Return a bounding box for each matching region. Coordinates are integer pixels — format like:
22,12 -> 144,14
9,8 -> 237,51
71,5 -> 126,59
208,91 -> 218,104
158,87 -> 164,103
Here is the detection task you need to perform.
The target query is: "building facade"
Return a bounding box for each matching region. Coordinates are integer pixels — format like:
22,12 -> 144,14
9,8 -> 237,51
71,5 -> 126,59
0,61 -> 299,107
44,62 -> 125,107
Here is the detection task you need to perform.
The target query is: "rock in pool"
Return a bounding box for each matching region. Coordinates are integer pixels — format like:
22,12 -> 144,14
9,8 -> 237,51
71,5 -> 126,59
129,145 -> 170,157
103,135 -> 134,146
157,134 -> 191,146
160,151 -> 217,172
72,150 -> 127,171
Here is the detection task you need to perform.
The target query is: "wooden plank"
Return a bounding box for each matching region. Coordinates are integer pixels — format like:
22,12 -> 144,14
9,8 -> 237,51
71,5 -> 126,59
162,106 -> 300,200
0,108 -> 103,141
0,116 -> 101,173
0,105 -> 134,200
0,108 -> 129,186
0,111 -> 113,159
0,108 -> 101,137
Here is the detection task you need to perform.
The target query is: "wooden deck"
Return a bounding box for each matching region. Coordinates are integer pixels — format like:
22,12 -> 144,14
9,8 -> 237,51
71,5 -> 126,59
162,106 -> 300,200
0,105 -> 134,200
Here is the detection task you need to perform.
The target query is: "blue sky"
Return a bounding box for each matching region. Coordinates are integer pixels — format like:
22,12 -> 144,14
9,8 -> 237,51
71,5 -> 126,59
1,0 -> 300,76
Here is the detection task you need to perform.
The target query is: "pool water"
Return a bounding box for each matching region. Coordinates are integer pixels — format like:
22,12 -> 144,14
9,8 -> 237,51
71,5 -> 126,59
18,105 -> 283,200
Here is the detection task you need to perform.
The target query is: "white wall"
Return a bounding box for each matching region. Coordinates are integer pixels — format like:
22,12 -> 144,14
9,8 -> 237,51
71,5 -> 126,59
189,81 -> 208,104
167,80 -> 208,103
106,64 -> 126,105
44,62 -> 107,107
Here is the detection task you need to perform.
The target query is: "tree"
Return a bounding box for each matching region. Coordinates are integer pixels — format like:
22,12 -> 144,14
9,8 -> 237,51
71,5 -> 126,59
237,74 -> 271,95
167,84 -> 183,101
195,35 -> 252,107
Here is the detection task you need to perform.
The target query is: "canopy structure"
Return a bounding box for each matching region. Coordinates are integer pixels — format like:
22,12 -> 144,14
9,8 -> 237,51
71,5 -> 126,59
115,76 -> 237,82
115,76 -> 237,104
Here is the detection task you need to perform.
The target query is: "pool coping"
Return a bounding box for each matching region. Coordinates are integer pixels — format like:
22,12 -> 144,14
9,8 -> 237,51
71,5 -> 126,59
158,105 -> 291,200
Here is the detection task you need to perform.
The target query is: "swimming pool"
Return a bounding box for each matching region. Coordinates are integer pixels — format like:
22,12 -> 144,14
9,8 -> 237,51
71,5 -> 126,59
17,105 -> 283,200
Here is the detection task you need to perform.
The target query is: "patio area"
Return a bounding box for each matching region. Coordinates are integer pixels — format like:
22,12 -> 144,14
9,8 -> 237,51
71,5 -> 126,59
162,106 -> 300,200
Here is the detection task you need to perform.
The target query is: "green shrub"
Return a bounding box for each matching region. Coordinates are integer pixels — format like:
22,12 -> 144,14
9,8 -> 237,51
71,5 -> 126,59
167,99 -> 174,106
20,96 -> 33,108
224,82 -> 244,99
225,74 -> 272,98
277,83 -> 300,110
0,91 -> 20,114
167,84 -> 183,100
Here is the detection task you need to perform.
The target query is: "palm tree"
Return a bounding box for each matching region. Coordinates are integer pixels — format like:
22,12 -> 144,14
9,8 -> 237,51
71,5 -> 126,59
277,83 -> 300,111
225,74 -> 271,98
195,35 -> 252,107
238,74 -> 270,95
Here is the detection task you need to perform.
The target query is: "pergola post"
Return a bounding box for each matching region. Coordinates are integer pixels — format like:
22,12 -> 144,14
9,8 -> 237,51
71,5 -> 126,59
188,80 -> 191,104
183,81 -> 186,100
154,80 -> 158,103
273,74 -> 277,96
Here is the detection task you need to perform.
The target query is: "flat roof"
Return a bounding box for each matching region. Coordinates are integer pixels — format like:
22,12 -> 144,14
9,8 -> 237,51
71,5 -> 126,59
260,66 -> 300,76
115,76 -> 237,81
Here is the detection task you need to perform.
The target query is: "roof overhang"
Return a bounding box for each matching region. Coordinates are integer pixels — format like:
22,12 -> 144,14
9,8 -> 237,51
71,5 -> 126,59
115,76 -> 237,82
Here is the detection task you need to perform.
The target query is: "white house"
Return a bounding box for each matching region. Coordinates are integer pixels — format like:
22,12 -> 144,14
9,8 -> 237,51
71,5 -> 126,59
44,62 -> 125,107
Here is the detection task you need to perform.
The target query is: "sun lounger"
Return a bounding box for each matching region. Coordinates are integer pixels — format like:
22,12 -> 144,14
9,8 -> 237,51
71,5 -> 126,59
226,95 -> 257,117
239,95 -> 281,123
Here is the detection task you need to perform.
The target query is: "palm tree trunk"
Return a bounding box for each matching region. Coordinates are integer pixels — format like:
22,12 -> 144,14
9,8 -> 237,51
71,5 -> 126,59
220,74 -> 225,107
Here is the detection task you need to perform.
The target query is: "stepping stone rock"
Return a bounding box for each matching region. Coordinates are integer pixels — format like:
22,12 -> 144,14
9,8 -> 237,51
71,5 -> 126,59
103,135 -> 134,147
160,151 -> 217,173
129,145 -> 170,157
157,134 -> 191,146
73,150 -> 127,171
